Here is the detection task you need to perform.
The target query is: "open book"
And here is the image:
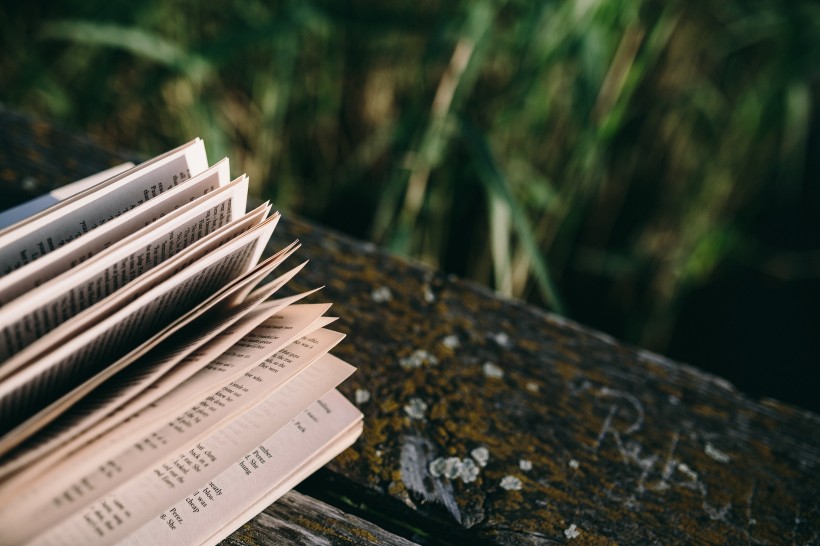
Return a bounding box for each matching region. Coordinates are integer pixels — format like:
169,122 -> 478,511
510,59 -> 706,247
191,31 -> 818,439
0,140 -> 363,545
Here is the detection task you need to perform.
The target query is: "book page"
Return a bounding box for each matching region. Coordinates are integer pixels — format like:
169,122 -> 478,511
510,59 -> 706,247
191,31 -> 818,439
0,354 -> 356,545
200,420 -> 363,546
0,162 -> 134,229
50,164 -> 138,200
0,242 -> 298,459
0,174 -> 250,361
0,329 -> 346,508
0,291 -> 323,485
0,286 -> 318,484
0,248 -> 295,463
0,143 -> 201,238
111,299 -> 332,422
0,216 -> 280,437
0,159 -> 231,306
118,390 -> 362,546
84,324 -> 345,463
0,201 -> 272,388
22,325 -> 346,499
0,139 -> 208,273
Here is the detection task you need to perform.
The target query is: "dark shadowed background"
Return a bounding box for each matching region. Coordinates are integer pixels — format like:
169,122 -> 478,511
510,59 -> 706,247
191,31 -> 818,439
2,0 -> 819,411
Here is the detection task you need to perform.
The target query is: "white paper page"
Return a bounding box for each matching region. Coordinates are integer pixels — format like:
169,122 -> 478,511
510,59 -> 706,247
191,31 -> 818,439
0,299 -> 279,483
19,325 -> 346,501
0,216 -> 279,436
0,221 -> 279,446
102,327 -> 346,459
0,201 -> 272,389
0,249 -> 297,465
0,162 -> 134,229
0,159 -> 231,306
0,328 -> 344,509
51,164 -> 138,200
0,292 -> 323,487
70,296 -> 331,459
115,299 -> 332,418
0,354 -> 356,545
65,290 -> 316,439
0,139 -> 208,273
36,378 -> 360,546
0,288 -> 316,484
200,421 -> 363,546
0,174 -> 250,361
120,389 -> 362,546
0,143 -> 201,239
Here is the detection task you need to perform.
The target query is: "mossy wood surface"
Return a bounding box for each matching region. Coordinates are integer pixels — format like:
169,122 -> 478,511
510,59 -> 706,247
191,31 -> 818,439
1,107 -> 818,545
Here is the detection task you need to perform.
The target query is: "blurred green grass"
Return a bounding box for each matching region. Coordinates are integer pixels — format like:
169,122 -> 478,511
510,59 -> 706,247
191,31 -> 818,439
2,0 -> 819,408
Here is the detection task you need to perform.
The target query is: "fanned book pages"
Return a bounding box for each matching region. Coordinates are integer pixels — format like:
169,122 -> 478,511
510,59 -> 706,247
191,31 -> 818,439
0,140 -> 363,546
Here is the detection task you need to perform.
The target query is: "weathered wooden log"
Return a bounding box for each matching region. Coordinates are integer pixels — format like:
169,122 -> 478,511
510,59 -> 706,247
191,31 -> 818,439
1,106 -> 817,545
223,490 -> 421,546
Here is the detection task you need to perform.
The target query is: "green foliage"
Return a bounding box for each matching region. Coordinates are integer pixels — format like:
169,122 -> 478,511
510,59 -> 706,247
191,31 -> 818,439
1,0 -> 818,354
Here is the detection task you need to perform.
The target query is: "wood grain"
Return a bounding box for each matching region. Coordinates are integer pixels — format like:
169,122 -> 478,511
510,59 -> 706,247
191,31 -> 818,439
223,491 -> 421,546
2,107 -> 818,545
273,215 -> 820,545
